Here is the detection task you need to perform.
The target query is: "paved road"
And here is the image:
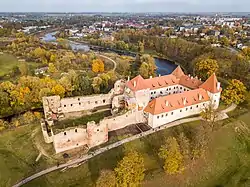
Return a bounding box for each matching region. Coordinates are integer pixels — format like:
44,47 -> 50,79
13,104 -> 236,187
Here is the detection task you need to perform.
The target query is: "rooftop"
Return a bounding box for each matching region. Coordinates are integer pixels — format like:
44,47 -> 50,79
144,88 -> 210,115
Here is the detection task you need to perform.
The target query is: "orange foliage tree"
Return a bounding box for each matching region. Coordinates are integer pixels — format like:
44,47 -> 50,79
92,59 -> 105,73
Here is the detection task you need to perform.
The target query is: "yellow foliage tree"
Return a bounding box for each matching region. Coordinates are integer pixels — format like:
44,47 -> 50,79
48,63 -> 57,73
52,84 -> 66,97
115,151 -> 145,187
158,137 -> 184,175
92,59 -> 105,73
195,58 -> 219,80
96,170 -> 116,187
221,79 -> 247,105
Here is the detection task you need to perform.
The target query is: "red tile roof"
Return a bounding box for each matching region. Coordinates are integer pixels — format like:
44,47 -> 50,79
199,73 -> 222,93
144,88 -> 210,115
171,66 -> 185,78
126,66 -> 203,92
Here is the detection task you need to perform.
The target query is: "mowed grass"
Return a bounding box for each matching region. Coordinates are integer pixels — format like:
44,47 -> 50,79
2,106 -> 250,187
0,124 -> 56,187
0,53 -> 40,77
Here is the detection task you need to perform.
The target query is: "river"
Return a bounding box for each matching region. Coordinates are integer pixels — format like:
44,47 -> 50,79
41,32 -> 177,75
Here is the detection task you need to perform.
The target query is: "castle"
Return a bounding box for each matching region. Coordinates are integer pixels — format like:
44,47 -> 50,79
41,66 -> 222,153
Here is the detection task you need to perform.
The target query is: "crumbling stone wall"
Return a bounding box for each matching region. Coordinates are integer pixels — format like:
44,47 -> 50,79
100,110 -> 146,132
60,94 -> 112,113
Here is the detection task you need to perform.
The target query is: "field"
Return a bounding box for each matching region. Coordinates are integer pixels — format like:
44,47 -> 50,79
0,105 -> 249,187
0,53 -> 40,77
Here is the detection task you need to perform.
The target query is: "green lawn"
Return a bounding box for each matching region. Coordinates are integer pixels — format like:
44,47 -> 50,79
1,107 -> 249,187
0,124 -> 56,187
0,53 -> 41,77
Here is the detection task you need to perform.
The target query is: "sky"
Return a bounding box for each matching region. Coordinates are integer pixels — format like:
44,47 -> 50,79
0,0 -> 249,12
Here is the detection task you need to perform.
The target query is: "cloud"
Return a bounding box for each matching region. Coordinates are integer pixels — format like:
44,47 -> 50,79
0,0 -> 249,12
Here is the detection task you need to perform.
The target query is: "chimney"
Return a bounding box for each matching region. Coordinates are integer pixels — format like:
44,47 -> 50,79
165,100 -> 169,107
150,76 -> 152,79
133,81 -> 137,87
217,82 -> 221,91
198,94 -> 202,101
183,97 -> 187,105
127,76 -> 130,81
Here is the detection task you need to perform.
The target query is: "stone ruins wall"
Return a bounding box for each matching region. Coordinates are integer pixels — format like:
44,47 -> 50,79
100,110 -> 146,132
53,127 -> 88,154
60,94 -> 112,113
52,121 -> 109,154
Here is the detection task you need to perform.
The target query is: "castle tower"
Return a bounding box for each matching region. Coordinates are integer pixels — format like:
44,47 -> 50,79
199,73 -> 222,109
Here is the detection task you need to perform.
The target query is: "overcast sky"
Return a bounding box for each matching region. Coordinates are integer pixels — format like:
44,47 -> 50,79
0,0 -> 249,12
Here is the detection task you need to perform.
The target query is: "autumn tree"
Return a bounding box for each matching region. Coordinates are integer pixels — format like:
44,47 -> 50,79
48,63 -> 57,73
139,54 -> 156,78
96,170 -> 116,187
52,84 -> 66,97
201,102 -> 220,131
194,58 -> 219,80
115,151 -> 145,187
19,62 -> 29,76
138,41 -> 144,53
0,119 -> 7,131
158,137 -> 184,175
92,59 -> 105,73
220,36 -> 230,46
221,79 -> 247,105
92,77 -> 103,94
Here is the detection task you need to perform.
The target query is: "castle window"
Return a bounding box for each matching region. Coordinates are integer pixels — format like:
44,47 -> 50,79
173,91 -> 176,94
64,132 -> 66,135
64,105 -> 66,107
196,105 -> 199,108
75,129 -> 77,133
79,103 -> 81,105
97,129 -> 100,132
180,87 -> 182,90
171,112 -> 174,115
78,98 -> 80,101
169,88 -> 171,90
76,143 -> 79,146
214,100 -> 216,103
160,91 -> 163,94
154,91 -> 156,94
103,99 -> 106,103
203,103 -> 205,106
180,110 -> 182,112
151,97 -> 153,100
190,107 -> 193,109
161,115 -> 164,118
166,88 -> 168,91
157,116 -> 160,119
71,104 -> 73,107
186,108 -> 188,111
165,113 -> 168,117
95,101 -> 98,104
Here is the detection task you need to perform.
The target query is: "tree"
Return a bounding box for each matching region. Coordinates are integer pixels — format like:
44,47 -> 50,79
52,84 -> 66,97
48,63 -> 57,73
194,58 -> 219,80
221,79 -> 247,105
92,59 -> 105,73
138,41 -> 144,53
220,36 -> 230,46
96,170 -> 116,187
0,120 -> 7,131
201,102 -> 220,131
158,137 -> 184,175
139,62 -> 149,78
115,151 -> 145,187
19,62 -> 29,76
92,77 -> 103,94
